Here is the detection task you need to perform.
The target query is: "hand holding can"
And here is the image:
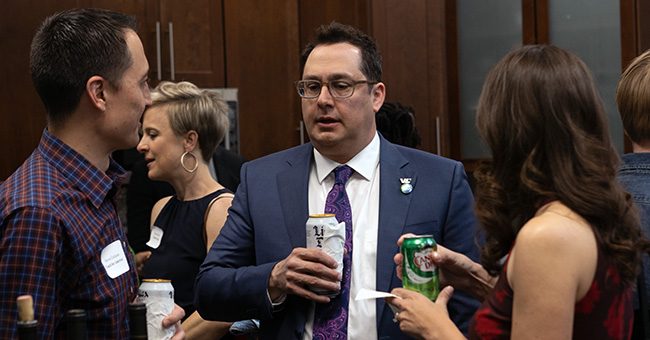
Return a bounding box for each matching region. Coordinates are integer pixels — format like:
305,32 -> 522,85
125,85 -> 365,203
305,214 -> 345,297
136,279 -> 175,340
401,235 -> 440,300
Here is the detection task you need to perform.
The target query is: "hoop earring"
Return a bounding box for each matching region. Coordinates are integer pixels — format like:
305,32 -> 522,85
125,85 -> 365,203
180,151 -> 199,173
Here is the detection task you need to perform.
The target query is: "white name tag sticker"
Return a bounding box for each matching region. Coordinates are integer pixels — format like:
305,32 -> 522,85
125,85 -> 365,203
101,240 -> 130,279
146,226 -> 164,249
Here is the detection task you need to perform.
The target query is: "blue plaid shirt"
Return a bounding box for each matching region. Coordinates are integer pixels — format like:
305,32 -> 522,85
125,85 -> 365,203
0,130 -> 138,339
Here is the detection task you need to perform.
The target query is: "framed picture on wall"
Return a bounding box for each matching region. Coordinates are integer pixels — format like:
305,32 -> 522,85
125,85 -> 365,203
212,88 -> 240,155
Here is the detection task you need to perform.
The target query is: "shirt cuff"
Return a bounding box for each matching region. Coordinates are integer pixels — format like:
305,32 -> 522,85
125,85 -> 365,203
267,290 -> 286,312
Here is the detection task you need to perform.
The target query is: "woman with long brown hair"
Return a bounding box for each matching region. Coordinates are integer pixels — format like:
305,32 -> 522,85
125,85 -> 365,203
388,45 -> 649,339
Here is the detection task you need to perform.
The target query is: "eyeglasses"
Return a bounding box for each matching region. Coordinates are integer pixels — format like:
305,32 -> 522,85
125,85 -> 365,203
295,79 -> 377,99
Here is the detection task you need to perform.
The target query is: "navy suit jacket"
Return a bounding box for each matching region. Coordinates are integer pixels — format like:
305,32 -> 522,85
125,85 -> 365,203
196,137 -> 480,339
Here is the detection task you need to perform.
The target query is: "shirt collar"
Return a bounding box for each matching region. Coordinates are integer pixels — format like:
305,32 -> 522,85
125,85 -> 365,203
313,133 -> 380,183
39,129 -> 127,208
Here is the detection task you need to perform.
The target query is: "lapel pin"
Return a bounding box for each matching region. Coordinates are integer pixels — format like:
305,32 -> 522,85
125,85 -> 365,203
400,178 -> 413,194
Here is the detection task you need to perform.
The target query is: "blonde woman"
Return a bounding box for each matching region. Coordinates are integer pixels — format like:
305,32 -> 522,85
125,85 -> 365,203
137,81 -> 233,338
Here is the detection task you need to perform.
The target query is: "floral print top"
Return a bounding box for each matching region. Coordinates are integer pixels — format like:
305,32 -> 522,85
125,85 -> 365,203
468,247 -> 633,339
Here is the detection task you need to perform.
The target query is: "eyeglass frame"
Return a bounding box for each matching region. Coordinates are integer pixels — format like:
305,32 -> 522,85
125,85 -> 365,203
294,79 -> 379,99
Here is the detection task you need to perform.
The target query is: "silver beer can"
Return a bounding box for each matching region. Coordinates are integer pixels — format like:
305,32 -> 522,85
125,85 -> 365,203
136,279 -> 175,340
305,213 -> 345,297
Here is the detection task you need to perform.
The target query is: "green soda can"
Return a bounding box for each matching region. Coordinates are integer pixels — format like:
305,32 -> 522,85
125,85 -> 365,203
401,235 -> 439,300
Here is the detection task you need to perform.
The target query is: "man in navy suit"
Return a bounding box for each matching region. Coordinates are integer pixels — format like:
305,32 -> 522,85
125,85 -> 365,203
195,22 -> 479,339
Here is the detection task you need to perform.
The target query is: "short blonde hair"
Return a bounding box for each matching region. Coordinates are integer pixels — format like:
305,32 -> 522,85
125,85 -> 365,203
150,81 -> 229,160
616,49 -> 650,144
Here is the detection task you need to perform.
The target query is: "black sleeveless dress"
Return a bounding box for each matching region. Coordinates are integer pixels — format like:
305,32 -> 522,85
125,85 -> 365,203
141,188 -> 232,317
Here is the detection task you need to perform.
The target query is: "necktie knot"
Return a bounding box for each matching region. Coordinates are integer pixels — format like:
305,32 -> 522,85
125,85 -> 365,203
334,165 -> 353,185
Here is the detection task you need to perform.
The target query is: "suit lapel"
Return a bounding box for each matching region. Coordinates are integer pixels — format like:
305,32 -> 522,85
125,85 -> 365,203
275,140 -> 416,326
277,144 -> 313,248
376,139 -> 416,324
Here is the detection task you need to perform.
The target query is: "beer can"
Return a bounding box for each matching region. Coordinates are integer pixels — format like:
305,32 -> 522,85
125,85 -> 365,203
136,279 -> 174,340
305,214 -> 345,297
401,235 -> 439,300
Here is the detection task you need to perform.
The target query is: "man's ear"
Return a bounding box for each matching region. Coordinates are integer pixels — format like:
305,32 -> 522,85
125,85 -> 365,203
372,82 -> 386,113
86,76 -> 107,111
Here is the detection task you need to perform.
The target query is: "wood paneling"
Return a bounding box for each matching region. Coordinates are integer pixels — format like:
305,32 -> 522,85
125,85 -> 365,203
522,0 -> 549,44
223,0 -> 301,160
619,0 -> 650,152
0,1 -> 84,179
620,0 -> 650,67
298,0 -> 370,46
83,0 -> 153,84
371,0 -> 458,158
158,0 -> 225,87
639,3 -> 650,53
372,0 -> 432,152
7,1 -> 644,178
88,1 -> 226,88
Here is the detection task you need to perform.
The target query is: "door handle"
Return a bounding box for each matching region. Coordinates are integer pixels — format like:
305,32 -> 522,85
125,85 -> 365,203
435,116 -> 441,155
155,21 -> 162,80
168,22 -> 175,80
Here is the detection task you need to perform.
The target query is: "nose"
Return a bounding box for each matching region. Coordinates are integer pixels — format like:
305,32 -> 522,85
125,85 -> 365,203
136,137 -> 148,153
316,84 -> 334,106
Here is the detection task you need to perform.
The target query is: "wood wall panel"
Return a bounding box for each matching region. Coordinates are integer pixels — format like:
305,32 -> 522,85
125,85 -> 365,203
619,0 -> 650,152
85,0 -> 148,23
159,0 -> 225,87
223,0 -> 301,160
636,0 -> 650,53
298,0 -> 370,48
83,0 -> 154,84
522,0 -> 549,44
372,0 -> 433,153
434,0 -> 459,159
371,0 -> 458,158
0,1 -> 84,179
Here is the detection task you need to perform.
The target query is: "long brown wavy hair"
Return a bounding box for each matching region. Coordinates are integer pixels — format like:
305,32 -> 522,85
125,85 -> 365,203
474,45 -> 647,285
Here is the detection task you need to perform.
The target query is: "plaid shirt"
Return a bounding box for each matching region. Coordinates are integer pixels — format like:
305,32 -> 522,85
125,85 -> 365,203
0,130 -> 138,339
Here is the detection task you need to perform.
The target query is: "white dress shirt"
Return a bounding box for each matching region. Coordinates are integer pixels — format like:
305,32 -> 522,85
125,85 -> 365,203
303,133 -> 381,339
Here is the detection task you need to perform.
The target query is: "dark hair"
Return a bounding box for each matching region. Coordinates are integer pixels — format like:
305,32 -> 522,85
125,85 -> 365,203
30,8 -> 137,124
300,21 -> 382,83
474,44 -> 646,285
616,49 -> 650,144
375,102 -> 421,148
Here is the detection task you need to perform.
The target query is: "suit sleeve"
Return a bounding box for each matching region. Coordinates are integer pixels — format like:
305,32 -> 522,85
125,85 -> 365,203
194,162 -> 277,321
440,162 -> 481,334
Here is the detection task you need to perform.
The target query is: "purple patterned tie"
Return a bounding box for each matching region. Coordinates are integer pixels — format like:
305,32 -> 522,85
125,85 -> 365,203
313,165 -> 353,340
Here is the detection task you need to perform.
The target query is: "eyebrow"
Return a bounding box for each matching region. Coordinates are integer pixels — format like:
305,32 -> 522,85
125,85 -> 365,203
302,73 -> 355,81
